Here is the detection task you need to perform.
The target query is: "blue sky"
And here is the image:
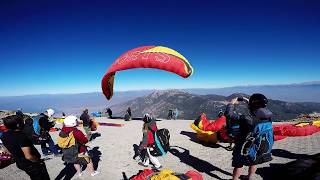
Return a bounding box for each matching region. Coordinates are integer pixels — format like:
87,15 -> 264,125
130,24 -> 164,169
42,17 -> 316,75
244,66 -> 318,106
0,0 -> 320,96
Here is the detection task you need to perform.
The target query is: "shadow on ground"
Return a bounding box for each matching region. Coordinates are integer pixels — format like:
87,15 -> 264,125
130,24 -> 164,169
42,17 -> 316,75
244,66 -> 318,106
169,146 -> 232,180
256,149 -> 320,180
90,132 -> 101,141
89,146 -> 102,170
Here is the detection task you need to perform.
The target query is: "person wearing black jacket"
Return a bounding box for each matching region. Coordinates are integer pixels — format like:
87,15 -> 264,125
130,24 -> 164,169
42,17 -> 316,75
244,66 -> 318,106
38,109 -> 60,157
80,109 -> 92,140
1,115 -> 50,180
225,94 -> 273,180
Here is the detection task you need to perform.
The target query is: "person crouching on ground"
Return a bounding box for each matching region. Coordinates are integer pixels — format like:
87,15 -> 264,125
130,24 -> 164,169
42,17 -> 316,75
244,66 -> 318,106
80,109 -> 92,141
1,115 -> 50,180
138,114 -> 162,169
225,94 -> 273,180
58,115 -> 99,177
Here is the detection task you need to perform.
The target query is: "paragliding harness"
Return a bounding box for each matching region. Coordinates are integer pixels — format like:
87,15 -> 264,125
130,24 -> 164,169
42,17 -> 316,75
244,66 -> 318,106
148,128 -> 170,157
241,119 -> 274,164
57,131 -> 91,164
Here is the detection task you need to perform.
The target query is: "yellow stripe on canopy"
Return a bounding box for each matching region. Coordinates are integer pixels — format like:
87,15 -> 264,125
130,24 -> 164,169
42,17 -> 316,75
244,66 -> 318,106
142,46 -> 193,75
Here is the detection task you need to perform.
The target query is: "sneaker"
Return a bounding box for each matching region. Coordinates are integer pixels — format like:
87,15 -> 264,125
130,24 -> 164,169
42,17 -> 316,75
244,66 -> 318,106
78,172 -> 83,177
153,165 -> 163,169
91,171 -> 100,176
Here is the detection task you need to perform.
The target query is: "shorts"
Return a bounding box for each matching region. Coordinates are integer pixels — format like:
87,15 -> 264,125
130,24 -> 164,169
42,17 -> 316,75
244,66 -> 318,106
232,144 -> 245,168
75,154 -> 91,165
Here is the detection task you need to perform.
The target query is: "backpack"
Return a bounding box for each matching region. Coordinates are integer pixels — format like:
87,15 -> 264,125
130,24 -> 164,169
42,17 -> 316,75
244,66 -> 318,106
241,120 -> 274,164
25,115 -> 49,145
150,128 -> 170,157
57,132 -> 76,149
32,115 -> 42,135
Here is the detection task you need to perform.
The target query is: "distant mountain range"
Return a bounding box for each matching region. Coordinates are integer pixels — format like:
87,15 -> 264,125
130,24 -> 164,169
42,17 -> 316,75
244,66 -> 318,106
0,90 -> 153,114
111,90 -> 320,121
182,81 -> 320,103
0,81 -> 319,116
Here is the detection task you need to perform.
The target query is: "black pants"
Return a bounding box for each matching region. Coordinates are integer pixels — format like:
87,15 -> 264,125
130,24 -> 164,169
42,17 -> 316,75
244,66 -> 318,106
17,161 -> 50,180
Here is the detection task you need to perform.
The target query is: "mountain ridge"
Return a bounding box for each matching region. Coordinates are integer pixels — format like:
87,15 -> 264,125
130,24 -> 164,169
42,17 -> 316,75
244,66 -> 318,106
111,90 -> 320,121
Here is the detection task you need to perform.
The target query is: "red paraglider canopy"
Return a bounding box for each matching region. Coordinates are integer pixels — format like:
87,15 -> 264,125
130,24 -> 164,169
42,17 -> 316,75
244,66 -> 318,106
101,46 -> 193,100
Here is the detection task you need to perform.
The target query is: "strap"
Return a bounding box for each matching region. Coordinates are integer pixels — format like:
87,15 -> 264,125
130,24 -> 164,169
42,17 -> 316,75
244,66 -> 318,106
154,132 -> 166,156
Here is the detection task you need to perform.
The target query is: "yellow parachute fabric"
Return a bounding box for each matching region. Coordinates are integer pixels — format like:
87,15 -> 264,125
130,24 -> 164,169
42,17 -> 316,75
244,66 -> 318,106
295,122 -> 310,127
151,169 -> 185,180
312,120 -> 320,127
190,124 -> 218,144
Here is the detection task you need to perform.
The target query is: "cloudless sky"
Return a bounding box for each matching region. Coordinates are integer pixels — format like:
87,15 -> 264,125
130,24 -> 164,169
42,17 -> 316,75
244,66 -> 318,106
1,0 -> 320,96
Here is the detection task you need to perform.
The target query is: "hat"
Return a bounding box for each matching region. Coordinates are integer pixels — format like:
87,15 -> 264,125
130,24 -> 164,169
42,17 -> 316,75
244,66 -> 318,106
64,116 -> 78,127
46,109 -> 55,117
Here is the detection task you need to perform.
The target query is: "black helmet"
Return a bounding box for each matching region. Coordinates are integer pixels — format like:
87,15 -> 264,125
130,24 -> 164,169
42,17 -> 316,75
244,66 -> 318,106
249,93 -> 268,110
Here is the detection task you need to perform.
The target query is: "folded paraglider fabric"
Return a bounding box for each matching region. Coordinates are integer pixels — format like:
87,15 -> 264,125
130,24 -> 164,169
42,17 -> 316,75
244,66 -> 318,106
129,169 -> 203,180
98,122 -> 124,127
190,123 -> 218,143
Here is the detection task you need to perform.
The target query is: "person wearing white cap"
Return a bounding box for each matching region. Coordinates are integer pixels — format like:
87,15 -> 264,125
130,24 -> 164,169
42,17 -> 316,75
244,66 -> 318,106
38,109 -> 61,157
59,116 -> 99,177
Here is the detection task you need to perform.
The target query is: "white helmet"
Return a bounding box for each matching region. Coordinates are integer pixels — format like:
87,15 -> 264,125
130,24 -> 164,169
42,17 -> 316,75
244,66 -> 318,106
46,108 -> 55,118
64,115 -> 78,127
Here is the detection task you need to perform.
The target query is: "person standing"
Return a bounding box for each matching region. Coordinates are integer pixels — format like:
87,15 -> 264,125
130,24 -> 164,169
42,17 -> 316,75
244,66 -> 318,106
127,107 -> 132,119
80,109 -> 92,141
58,116 -> 99,177
106,108 -> 113,119
1,115 -> 50,180
38,109 -> 60,157
226,94 -> 273,180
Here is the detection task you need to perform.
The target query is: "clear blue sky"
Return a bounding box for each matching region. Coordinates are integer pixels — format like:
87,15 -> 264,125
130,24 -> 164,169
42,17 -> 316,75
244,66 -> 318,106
1,0 -> 319,96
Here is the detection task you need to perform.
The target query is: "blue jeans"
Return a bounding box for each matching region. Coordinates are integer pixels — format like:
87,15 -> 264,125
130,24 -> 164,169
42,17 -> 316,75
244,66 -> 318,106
40,134 -> 59,155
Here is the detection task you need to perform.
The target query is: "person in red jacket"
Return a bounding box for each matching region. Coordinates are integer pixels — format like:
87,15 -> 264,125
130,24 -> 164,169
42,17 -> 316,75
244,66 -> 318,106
59,116 -> 99,177
138,114 -> 162,169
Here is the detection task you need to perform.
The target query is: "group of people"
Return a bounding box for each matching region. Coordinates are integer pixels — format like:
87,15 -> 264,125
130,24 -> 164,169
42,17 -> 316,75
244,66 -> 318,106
1,93 -> 275,180
105,107 -> 132,121
167,108 -> 179,120
0,108 -> 99,179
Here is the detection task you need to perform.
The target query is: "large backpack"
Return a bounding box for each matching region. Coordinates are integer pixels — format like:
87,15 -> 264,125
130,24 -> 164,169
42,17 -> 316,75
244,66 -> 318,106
241,120 -> 274,164
32,115 -> 42,135
24,115 -> 49,145
150,128 -> 170,157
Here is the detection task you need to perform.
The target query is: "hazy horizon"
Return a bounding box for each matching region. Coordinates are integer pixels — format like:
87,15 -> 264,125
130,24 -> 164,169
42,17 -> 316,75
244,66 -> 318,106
0,80 -> 319,97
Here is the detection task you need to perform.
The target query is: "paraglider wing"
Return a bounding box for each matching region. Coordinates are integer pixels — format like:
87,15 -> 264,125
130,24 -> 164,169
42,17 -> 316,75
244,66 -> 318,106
101,46 -> 193,100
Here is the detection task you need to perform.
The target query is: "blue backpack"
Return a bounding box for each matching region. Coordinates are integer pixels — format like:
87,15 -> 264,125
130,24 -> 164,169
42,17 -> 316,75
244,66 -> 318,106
241,120 -> 274,163
32,115 -> 42,135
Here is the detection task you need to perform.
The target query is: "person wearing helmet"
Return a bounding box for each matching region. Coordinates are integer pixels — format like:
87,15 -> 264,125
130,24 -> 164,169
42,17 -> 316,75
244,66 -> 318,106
225,94 -> 273,180
59,116 -> 99,177
38,109 -> 61,157
138,114 -> 162,169
1,115 -> 50,180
